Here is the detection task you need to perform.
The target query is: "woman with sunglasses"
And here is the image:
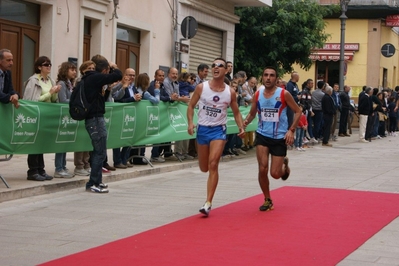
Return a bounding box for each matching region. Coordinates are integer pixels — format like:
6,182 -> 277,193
23,56 -> 61,181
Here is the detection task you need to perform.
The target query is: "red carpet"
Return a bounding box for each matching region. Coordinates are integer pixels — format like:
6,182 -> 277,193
40,187 -> 399,266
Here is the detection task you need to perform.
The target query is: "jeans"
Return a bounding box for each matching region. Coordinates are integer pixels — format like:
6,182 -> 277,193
294,128 -> 304,148
313,110 -> 323,139
113,147 -> 130,165
85,117 -> 107,188
151,146 -> 160,158
307,113 -> 314,138
390,117 -> 397,132
54,153 -> 67,172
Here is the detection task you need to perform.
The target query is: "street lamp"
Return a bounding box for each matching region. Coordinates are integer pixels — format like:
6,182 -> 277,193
339,0 -> 350,92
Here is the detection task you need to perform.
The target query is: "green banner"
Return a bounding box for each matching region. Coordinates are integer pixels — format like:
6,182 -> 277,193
0,100 -> 257,155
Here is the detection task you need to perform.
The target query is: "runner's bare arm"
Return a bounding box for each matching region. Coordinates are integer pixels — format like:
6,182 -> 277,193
230,87 -> 245,138
284,90 -> 301,145
243,91 -> 258,127
187,83 -> 203,135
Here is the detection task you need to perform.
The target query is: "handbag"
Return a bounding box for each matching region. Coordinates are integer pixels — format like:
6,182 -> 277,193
378,111 -> 387,121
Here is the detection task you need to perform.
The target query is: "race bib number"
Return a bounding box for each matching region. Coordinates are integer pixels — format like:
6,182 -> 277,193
261,108 -> 279,122
203,106 -> 222,121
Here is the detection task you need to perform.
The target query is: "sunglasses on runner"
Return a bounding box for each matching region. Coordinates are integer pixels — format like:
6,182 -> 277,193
211,63 -> 225,68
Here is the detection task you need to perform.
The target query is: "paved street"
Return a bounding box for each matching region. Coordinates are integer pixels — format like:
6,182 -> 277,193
0,130 -> 399,265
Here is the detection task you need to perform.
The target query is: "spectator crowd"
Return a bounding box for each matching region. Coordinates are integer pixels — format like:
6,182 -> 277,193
1,47 -> 398,191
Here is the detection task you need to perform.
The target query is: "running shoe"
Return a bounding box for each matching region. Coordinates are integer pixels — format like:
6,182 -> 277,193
99,183 -> 108,189
86,185 -> 109,193
259,198 -> 274,211
199,201 -> 212,216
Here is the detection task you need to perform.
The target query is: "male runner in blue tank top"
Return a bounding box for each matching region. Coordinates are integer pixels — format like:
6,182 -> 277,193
243,66 -> 301,211
187,58 -> 245,217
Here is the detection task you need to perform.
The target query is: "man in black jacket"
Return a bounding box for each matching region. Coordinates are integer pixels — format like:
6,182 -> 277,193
358,87 -> 372,143
321,85 -> 336,147
339,85 -> 352,136
0,49 -> 19,108
82,56 -> 122,193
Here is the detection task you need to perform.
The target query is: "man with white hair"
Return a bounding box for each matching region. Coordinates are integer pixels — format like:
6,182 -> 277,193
321,84 -> 336,147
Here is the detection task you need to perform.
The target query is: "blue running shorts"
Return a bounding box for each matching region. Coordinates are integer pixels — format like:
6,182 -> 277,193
196,125 -> 227,145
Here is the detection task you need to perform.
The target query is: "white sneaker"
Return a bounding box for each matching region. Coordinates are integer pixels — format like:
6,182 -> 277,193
236,148 -> 247,155
300,147 -> 306,151
199,202 -> 212,216
303,138 -> 309,144
150,156 -> 165,163
310,138 -> 317,143
86,185 -> 109,193
74,168 -> 90,176
359,139 -> 369,143
54,170 -> 74,178
376,135 -> 382,139
183,154 -> 194,160
296,147 -> 302,151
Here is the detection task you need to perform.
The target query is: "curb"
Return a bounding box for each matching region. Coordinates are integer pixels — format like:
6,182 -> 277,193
0,161 -> 199,203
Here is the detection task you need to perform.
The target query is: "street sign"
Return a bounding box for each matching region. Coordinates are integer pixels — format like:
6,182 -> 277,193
181,16 -> 198,39
175,42 -> 189,53
381,43 -> 395,58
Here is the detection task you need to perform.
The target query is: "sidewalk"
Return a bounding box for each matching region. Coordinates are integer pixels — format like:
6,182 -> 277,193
1,128 -> 399,265
0,131 -> 362,203
0,147 -> 199,203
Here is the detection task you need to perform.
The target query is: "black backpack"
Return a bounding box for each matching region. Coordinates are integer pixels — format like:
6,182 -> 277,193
69,80 -> 91,121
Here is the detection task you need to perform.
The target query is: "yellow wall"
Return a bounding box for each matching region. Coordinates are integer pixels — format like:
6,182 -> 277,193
283,18 -> 399,96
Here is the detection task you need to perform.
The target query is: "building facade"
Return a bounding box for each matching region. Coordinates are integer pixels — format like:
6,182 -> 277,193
283,0 -> 399,97
0,0 -> 271,96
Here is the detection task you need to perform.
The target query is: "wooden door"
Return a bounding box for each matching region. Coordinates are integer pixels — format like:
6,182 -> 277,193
116,40 -> 140,73
0,19 -> 39,95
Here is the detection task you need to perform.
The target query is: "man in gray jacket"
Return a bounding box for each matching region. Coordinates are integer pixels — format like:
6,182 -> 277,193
312,81 -> 325,141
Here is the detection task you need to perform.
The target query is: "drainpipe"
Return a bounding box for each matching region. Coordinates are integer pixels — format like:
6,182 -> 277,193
172,0 -> 179,68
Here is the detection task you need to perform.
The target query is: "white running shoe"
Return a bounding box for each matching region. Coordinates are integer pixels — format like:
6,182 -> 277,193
86,185 -> 109,193
199,202 -> 212,216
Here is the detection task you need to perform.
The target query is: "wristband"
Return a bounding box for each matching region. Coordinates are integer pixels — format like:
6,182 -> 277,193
289,127 -> 295,133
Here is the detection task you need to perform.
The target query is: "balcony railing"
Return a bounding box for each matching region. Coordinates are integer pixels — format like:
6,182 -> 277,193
318,0 -> 399,6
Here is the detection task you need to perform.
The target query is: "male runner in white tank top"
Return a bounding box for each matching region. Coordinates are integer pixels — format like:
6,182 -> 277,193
187,58 -> 245,216
244,67 -> 301,212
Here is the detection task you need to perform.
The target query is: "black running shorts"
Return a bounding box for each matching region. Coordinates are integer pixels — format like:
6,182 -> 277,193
254,132 -> 287,157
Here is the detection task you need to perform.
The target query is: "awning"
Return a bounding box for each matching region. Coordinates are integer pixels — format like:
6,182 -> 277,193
309,51 -> 355,62
228,0 -> 272,7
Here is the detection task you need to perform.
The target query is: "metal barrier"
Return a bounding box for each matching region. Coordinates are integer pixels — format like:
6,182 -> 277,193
126,142 -> 184,168
0,154 -> 13,188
